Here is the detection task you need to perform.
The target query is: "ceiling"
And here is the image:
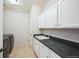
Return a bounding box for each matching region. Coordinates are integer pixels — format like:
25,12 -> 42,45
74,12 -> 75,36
4,0 -> 49,13
33,0 -> 49,7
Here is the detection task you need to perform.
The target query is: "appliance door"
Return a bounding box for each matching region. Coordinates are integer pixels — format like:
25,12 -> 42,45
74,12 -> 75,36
0,33 -> 3,58
0,35 -> 3,58
0,41 -> 3,58
0,0 -> 3,58
3,38 -> 10,58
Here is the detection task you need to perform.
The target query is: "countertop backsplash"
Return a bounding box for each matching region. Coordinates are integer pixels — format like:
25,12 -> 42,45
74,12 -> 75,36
42,29 -> 79,43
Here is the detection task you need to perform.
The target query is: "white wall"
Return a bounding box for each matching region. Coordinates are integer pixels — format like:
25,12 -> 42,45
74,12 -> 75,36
43,29 -> 79,43
3,10 -> 30,46
0,0 -> 3,57
42,0 -> 79,43
29,5 -> 42,47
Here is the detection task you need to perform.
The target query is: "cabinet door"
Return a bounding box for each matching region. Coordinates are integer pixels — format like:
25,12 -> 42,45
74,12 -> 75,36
45,4 -> 58,28
49,50 -> 61,58
58,1 -> 62,28
39,43 -> 50,58
34,39 -> 40,57
61,0 -> 79,28
39,13 -> 46,28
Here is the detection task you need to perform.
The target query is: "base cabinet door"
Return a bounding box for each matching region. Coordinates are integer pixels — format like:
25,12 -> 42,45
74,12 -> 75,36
34,39 -> 40,57
39,43 -> 50,58
49,50 -> 61,58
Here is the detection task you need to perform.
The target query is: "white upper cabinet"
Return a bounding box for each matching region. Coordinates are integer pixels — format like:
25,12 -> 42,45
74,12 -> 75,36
58,0 -> 62,28
39,0 -> 79,29
45,4 -> 58,28
60,0 -> 79,28
39,12 -> 46,28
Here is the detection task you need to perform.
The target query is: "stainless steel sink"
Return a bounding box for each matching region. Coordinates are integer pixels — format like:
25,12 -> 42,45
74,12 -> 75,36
35,36 -> 49,40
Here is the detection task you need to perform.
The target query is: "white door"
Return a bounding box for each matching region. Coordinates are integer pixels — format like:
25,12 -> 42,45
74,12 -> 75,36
61,0 -> 79,28
39,13 -> 46,28
45,4 -> 58,28
0,0 -> 3,57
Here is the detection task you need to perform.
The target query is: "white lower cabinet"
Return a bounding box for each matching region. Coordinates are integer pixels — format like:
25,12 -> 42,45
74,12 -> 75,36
49,50 -> 61,58
34,39 -> 40,57
34,39 -> 61,58
39,43 -> 50,58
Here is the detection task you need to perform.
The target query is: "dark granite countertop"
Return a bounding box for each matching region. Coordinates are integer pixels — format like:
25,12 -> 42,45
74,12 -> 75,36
33,34 -> 79,58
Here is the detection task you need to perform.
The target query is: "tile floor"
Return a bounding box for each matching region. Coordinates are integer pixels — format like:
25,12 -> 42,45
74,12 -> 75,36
9,44 -> 36,58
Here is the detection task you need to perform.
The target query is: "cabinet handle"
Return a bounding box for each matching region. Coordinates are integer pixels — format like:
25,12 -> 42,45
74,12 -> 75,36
46,56 -> 49,58
59,24 -> 61,26
55,24 -> 57,26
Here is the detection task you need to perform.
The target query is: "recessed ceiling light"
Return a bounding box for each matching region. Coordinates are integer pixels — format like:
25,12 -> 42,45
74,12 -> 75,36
10,0 -> 18,4
10,0 -> 23,7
